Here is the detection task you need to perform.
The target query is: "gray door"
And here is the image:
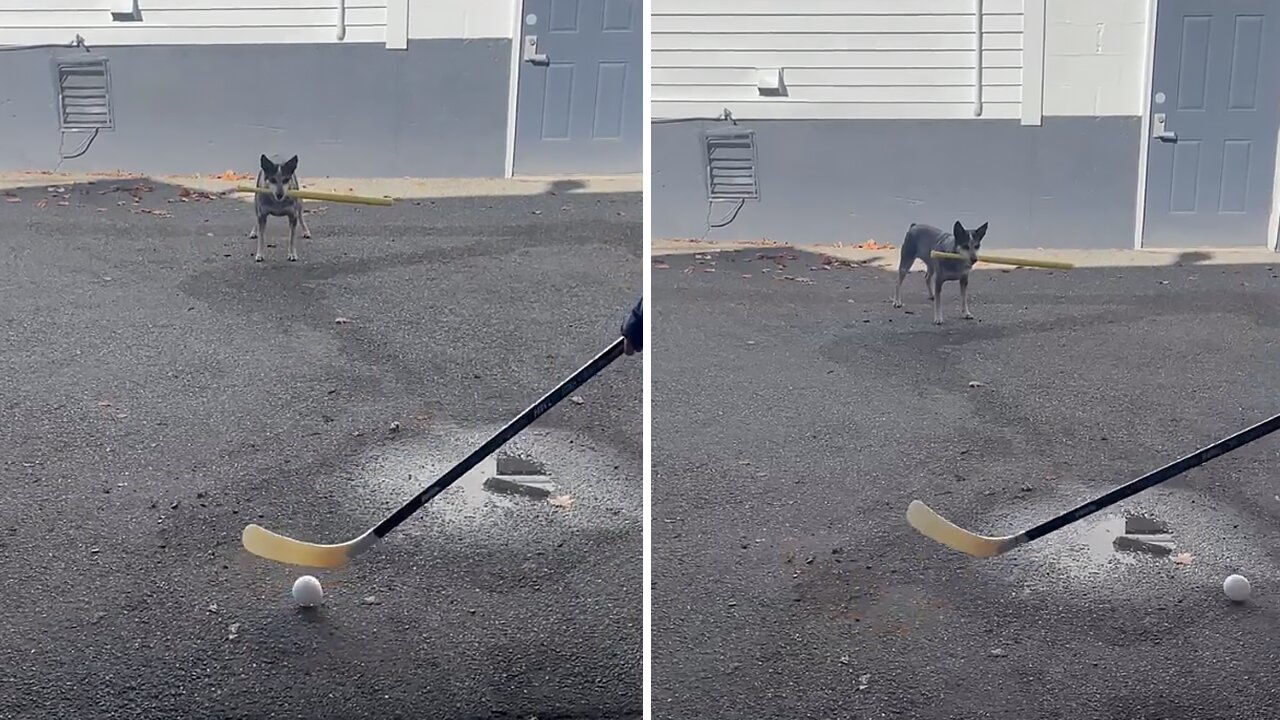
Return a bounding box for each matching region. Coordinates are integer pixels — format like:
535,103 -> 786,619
512,0 -> 642,176
1143,0 -> 1280,247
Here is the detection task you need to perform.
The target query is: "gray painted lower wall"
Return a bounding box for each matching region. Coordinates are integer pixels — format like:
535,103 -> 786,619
652,117 -> 1142,250
0,39 -> 510,177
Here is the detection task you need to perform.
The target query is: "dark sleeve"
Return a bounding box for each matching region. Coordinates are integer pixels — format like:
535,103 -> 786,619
621,296 -> 642,351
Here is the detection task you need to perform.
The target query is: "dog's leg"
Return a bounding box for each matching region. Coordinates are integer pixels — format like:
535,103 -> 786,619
286,214 -> 299,262
254,216 -> 267,262
932,277 -> 945,325
892,252 -> 913,308
960,275 -> 974,320
893,267 -> 909,308
299,207 -> 312,240
924,264 -> 935,300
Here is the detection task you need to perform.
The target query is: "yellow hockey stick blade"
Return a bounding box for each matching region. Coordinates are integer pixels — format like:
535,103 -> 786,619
241,524 -> 377,569
930,250 -> 1074,270
906,500 -> 1024,558
234,185 -> 395,207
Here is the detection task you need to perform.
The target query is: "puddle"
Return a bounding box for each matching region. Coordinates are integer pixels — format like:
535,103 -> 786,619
979,487 -> 1280,599
331,424 -> 640,538
1082,513 -> 1176,565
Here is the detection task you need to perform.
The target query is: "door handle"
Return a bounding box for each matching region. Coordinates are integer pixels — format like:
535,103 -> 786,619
523,35 -> 548,65
1155,131 -> 1178,143
1152,112 -> 1177,142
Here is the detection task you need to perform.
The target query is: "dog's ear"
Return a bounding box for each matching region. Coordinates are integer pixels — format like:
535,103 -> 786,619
282,155 -> 299,175
260,154 -> 275,173
952,221 -> 969,244
973,222 -> 989,242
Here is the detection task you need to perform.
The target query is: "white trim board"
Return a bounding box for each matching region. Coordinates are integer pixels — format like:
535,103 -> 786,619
1132,0 -> 1158,249
1020,0 -> 1045,126
385,0 -> 407,49
503,0 -> 522,178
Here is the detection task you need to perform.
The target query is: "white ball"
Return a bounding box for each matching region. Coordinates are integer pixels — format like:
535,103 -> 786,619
292,575 -> 324,607
1223,574 -> 1251,602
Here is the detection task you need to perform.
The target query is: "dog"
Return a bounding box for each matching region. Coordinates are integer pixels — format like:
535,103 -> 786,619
249,154 -> 311,262
891,220 -> 988,325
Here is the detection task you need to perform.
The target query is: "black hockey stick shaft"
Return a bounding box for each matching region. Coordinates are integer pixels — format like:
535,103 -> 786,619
1020,411 -> 1280,543
370,336 -> 626,539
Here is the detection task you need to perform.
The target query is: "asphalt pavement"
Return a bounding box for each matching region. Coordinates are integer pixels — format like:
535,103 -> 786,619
652,247 -> 1280,719
0,178 -> 642,719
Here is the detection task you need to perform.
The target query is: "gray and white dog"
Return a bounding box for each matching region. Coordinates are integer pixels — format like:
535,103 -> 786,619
891,220 -> 988,325
249,154 -> 311,262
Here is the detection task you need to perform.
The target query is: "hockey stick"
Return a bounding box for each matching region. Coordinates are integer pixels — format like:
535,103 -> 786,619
242,336 -> 627,568
908,411 -> 1280,558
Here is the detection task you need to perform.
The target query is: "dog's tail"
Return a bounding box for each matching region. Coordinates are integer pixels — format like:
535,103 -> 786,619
898,224 -> 921,271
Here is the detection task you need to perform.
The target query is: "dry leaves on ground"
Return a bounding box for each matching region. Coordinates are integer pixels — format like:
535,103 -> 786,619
653,261 -> 670,269
334,317 -> 354,325
855,240 -> 895,250
820,255 -> 861,270
1171,552 -> 1194,566
548,495 -> 574,509
172,187 -> 219,203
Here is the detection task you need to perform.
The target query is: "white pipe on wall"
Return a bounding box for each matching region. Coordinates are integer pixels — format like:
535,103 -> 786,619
973,0 -> 984,117
336,0 -> 347,40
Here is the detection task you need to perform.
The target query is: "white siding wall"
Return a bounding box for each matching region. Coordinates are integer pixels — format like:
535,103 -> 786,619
1042,0 -> 1147,116
0,0 -> 514,47
652,0 -> 1027,120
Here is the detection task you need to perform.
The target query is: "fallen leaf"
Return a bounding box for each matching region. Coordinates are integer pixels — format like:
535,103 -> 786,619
968,381 -> 984,388
334,317 -> 354,325
1172,552 -> 1194,565
569,395 -> 585,405
653,261 -> 670,269
548,495 -> 574,509
4,197 -> 20,203
35,199 -> 48,209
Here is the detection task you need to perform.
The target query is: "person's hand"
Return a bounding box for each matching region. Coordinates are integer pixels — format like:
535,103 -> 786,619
621,297 -> 642,355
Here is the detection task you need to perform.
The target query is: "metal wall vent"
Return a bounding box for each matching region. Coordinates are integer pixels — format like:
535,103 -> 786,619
703,129 -> 759,201
54,57 -> 113,131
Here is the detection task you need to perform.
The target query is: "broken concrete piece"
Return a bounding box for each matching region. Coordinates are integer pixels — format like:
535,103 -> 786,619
483,475 -> 555,499
1112,535 -> 1174,556
1124,515 -> 1169,535
495,454 -> 544,476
